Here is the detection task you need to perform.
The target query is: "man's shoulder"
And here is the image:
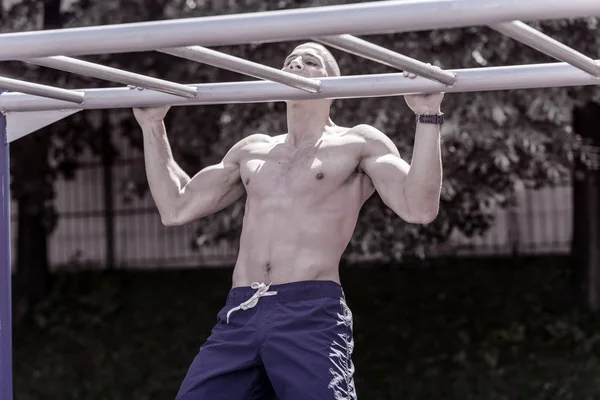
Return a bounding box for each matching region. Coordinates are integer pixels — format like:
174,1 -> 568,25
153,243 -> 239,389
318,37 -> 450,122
346,124 -> 399,158
344,124 -> 394,149
242,133 -> 275,145
224,133 -> 273,163
346,124 -> 386,140
233,133 -> 275,151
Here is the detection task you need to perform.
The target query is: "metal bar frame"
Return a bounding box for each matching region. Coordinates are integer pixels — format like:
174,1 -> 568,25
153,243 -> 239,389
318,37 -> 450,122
0,0 -> 598,60
489,21 -> 600,77
24,56 -> 198,98
2,60 -> 600,117
0,76 -> 84,103
159,46 -> 322,93
1,1 -> 600,399
314,35 -> 457,86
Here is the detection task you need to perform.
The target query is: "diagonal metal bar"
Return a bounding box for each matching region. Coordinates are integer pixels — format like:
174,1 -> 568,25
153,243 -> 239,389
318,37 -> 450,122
2,60 -> 600,116
0,76 -> 84,103
314,34 -> 456,86
159,46 -> 321,93
24,56 -> 198,98
0,0 -> 599,60
489,21 -> 600,77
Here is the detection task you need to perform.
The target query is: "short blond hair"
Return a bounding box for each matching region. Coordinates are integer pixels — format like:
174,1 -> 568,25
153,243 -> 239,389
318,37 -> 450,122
293,42 -> 341,77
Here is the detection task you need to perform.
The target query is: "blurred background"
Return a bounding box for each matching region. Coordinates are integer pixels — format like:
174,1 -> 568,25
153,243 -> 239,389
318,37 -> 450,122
1,0 -> 600,399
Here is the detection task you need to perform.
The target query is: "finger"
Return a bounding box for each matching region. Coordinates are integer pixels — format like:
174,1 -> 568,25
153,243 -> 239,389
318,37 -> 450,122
403,70 -> 409,77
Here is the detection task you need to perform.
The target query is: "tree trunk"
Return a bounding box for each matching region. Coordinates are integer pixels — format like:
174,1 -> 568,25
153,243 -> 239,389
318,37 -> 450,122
571,101 -> 600,311
102,112 -> 116,270
13,135 -> 53,322
13,0 -> 62,323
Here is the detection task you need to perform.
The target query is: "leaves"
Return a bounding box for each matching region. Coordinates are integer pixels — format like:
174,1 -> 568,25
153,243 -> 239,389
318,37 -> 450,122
2,0 -> 599,258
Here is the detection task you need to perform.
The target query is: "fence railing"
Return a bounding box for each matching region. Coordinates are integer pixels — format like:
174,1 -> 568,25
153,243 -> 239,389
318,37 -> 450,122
10,132 -> 574,269
428,183 -> 572,257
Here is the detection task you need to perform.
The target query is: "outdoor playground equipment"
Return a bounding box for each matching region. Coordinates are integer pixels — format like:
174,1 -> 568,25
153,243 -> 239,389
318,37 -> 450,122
2,1 -> 600,398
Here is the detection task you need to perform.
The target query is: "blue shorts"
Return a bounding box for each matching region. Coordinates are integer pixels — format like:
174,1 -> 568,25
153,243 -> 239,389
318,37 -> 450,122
175,280 -> 357,400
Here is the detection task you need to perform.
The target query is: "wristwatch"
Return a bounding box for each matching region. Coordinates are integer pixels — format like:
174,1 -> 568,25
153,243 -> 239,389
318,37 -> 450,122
416,113 -> 444,125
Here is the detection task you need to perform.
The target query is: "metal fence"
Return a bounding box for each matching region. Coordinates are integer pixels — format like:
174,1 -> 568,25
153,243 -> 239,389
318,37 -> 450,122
430,183 -> 572,257
50,132 -> 238,270
10,132 -> 574,270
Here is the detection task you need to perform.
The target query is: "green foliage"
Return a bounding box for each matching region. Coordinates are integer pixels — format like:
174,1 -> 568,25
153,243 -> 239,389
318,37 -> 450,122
13,258 -> 600,399
3,0 -> 600,260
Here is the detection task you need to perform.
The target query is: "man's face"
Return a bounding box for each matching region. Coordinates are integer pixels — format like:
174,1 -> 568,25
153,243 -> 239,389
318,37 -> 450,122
282,45 -> 329,79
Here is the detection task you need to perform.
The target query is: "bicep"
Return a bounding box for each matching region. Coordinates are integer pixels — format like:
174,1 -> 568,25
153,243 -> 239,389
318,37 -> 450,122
361,153 -> 409,198
173,161 -> 244,224
167,134 -> 268,224
359,135 -> 412,220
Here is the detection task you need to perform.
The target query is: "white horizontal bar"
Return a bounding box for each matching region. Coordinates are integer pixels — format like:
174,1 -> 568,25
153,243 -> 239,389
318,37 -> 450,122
159,46 -> 321,93
489,21 -> 600,77
0,0 -> 599,60
24,56 -> 199,98
0,76 -> 84,104
314,34 -> 456,86
1,60 -> 599,113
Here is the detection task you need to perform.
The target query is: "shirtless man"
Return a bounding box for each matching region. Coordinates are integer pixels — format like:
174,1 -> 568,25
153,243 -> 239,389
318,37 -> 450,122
133,42 -> 444,400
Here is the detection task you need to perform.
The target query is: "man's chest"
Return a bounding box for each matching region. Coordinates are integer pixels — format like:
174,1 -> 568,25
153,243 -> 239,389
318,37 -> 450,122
239,143 -> 361,197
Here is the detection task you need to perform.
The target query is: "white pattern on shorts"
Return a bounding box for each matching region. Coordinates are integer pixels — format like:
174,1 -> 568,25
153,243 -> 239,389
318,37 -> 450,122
327,297 -> 357,400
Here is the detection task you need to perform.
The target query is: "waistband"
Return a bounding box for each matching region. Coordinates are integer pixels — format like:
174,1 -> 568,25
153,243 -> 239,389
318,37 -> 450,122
226,280 -> 344,306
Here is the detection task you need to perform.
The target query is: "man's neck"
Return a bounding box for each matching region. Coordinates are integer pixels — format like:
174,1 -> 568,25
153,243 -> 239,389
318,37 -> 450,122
285,100 -> 332,147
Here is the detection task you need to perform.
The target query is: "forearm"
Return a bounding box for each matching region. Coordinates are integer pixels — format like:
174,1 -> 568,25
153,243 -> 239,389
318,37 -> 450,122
140,120 -> 190,219
404,122 -> 442,219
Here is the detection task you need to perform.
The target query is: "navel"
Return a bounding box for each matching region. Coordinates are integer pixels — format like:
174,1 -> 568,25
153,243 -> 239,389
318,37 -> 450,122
245,177 -> 250,185
316,172 -> 325,180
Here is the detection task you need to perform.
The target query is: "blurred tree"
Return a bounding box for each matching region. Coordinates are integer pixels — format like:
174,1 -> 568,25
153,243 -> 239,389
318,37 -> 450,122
571,101 -> 600,310
167,1 -> 600,262
1,0 -> 599,309
6,0 -> 64,322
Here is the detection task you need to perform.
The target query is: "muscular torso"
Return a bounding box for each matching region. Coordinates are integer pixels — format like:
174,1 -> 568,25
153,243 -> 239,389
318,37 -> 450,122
232,128 -> 375,287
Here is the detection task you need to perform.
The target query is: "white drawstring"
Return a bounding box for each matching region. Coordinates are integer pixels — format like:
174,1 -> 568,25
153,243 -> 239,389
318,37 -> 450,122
226,282 -> 278,323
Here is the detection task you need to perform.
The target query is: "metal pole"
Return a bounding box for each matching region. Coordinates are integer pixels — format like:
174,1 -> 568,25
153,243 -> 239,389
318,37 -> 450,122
0,0 -> 599,60
2,60 -> 600,117
0,76 -> 84,104
24,56 -> 198,98
159,47 -> 322,93
0,90 -> 13,400
489,21 -> 600,77
314,34 -> 456,86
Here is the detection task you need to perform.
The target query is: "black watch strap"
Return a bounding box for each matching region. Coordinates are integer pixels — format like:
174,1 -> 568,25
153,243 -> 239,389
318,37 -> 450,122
417,113 -> 444,125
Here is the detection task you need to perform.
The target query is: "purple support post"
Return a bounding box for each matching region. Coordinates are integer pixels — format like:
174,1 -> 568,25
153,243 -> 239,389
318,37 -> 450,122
0,89 -> 13,400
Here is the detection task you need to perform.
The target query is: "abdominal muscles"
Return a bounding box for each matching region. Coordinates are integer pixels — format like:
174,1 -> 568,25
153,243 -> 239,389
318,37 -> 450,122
232,189 -> 362,287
